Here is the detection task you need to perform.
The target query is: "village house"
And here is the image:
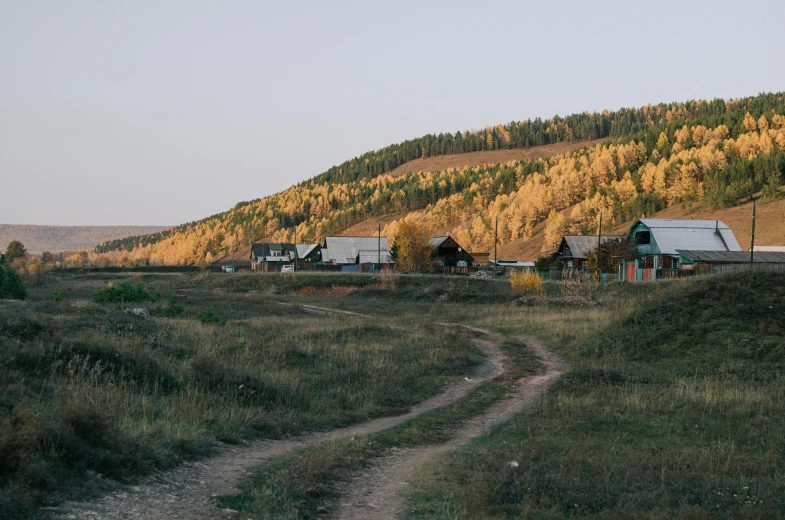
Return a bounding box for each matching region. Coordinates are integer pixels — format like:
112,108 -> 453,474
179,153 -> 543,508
619,219 -> 742,281
249,243 -> 322,272
322,236 -> 390,272
429,236 -> 474,268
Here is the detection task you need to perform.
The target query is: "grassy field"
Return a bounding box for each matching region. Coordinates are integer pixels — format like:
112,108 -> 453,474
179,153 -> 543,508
0,271 -> 483,518
2,269 -> 783,518
405,272 -> 785,518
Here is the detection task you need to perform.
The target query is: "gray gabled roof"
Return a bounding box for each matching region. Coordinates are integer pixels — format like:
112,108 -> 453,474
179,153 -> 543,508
429,236 -> 450,248
635,219 -> 741,255
296,244 -> 320,259
561,235 -> 625,259
322,236 -> 389,265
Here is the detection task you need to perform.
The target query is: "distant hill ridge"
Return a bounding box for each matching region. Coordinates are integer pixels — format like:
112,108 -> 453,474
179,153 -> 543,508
0,225 -> 172,254
95,92 -> 785,265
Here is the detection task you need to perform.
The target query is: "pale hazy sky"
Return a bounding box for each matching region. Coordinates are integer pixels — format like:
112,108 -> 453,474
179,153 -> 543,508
2,0 -> 784,226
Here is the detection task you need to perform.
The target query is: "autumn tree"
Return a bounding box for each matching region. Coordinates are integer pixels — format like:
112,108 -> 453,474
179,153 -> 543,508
391,220 -> 432,272
541,209 -> 566,252
5,241 -> 27,263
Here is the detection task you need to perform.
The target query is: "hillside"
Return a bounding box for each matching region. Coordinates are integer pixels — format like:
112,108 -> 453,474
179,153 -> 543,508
0,225 -> 172,254
95,92 -> 785,266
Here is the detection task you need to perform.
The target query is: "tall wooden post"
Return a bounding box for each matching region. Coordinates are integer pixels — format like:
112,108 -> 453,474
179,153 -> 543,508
378,223 -> 381,265
598,211 -> 603,275
750,199 -> 756,267
494,217 -> 498,276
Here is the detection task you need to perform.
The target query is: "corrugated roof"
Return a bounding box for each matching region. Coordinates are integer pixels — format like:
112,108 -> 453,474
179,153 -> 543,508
562,235 -> 625,259
322,236 -> 389,265
636,219 -> 741,255
677,250 -> 785,263
358,250 -> 393,264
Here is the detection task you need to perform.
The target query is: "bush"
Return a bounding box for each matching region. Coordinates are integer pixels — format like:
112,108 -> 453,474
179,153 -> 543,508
197,308 -> 227,325
0,265 -> 26,300
379,266 -> 399,289
510,270 -> 544,295
161,295 -> 184,317
94,282 -> 158,303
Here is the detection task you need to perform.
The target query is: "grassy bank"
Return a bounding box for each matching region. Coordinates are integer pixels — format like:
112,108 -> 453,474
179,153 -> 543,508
406,272 -> 785,518
0,271 -> 479,518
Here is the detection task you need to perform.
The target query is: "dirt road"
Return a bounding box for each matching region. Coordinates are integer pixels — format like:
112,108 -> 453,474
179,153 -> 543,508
52,326 -> 506,520
332,335 -> 566,520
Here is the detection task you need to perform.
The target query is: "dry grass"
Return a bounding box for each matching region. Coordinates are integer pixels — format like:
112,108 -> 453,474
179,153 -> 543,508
509,271 -> 544,295
0,272 -> 479,517
385,140 -> 606,178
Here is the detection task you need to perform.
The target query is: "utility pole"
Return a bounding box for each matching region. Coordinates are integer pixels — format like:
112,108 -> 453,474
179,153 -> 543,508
231,236 -> 235,273
597,211 -> 603,275
294,228 -> 298,273
750,199 -> 756,267
494,217 -> 498,276
378,223 -> 381,265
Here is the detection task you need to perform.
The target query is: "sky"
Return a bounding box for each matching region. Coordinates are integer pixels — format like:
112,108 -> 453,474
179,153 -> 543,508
1,0 -> 784,226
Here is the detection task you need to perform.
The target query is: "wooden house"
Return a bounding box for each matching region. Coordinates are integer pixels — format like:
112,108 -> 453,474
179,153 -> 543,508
619,219 -> 742,281
250,243 -> 321,272
429,236 -> 474,267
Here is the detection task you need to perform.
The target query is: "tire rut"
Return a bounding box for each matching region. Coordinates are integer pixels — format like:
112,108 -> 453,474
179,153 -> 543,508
332,335 -> 567,520
52,325 -> 503,520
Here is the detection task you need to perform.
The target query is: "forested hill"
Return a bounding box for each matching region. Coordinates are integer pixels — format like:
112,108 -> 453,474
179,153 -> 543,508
95,92 -> 785,266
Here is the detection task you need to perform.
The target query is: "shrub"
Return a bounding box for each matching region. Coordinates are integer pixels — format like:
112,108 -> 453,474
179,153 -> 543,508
94,282 -> 158,303
161,295 -> 184,317
197,308 -> 227,325
0,265 -> 26,300
379,266 -> 399,289
510,270 -> 544,295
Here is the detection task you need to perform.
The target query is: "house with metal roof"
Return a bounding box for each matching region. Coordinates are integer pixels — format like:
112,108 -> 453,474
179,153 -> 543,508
249,243 -> 321,272
619,219 -> 742,281
554,235 -> 625,268
322,236 -> 390,271
429,236 -> 474,267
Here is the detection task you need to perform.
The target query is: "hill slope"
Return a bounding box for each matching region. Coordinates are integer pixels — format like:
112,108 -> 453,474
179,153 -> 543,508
96,92 -> 785,266
0,225 -> 172,254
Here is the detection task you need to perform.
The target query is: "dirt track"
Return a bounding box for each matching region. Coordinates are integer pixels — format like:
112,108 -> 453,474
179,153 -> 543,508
332,335 -> 566,520
52,325 -> 506,520
52,309 -> 565,520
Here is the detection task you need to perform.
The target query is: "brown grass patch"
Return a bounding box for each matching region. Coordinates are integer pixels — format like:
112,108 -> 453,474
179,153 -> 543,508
385,139 -> 606,178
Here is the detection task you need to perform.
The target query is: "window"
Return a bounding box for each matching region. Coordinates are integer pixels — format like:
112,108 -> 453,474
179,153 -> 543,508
635,231 -> 651,245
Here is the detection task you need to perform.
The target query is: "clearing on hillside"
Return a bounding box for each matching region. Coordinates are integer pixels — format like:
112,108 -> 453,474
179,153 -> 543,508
385,139 -> 607,177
